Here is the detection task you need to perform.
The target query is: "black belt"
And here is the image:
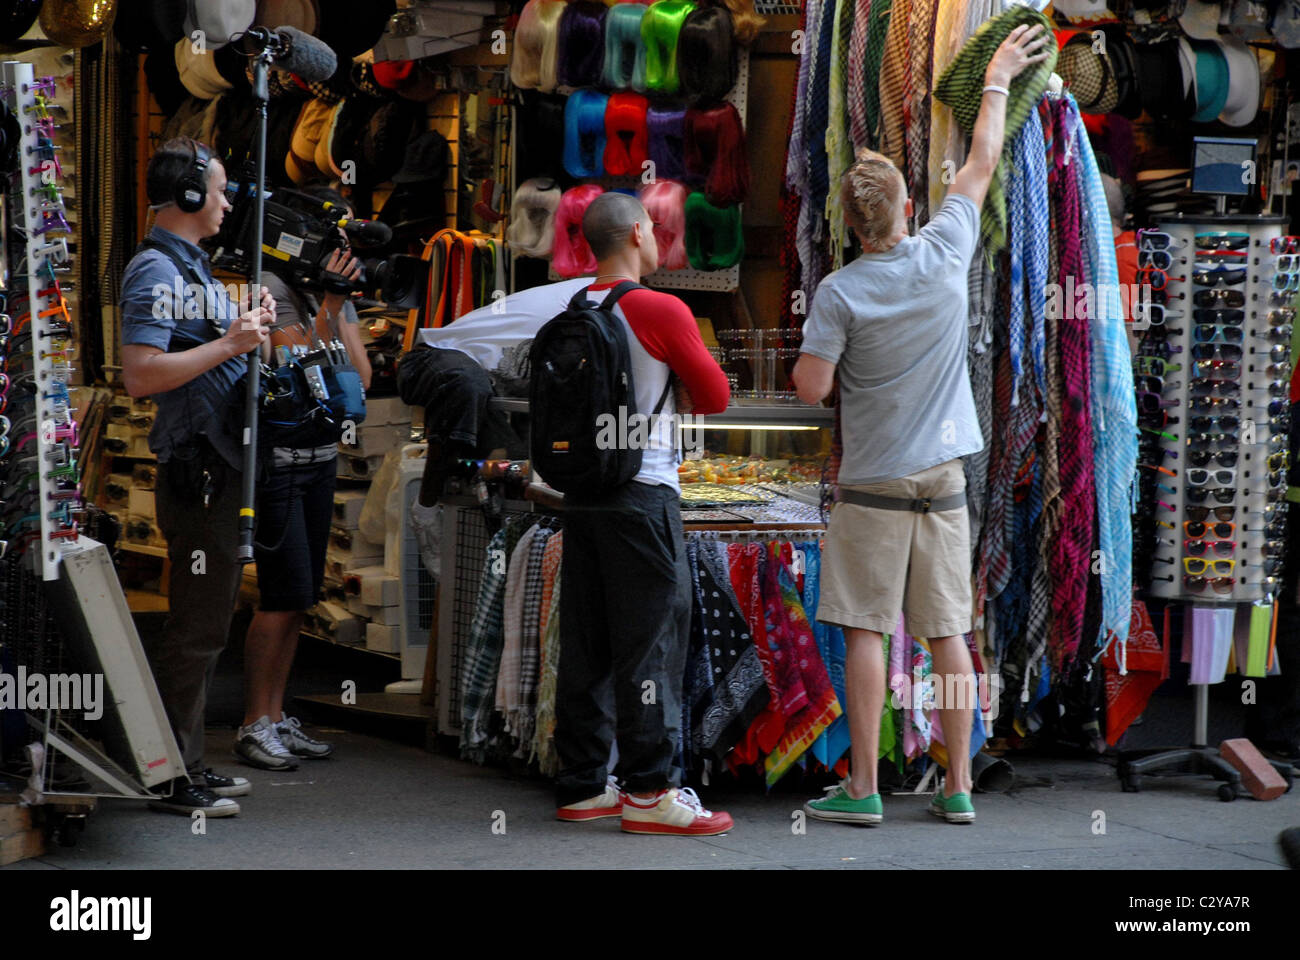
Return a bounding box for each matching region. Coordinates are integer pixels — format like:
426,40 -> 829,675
838,488 -> 967,514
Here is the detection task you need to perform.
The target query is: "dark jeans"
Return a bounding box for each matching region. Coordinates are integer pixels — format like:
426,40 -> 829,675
253,457 -> 336,612
152,449 -> 243,779
555,481 -> 691,806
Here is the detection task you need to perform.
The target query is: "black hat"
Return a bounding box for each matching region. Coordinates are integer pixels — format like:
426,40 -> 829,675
316,0 -> 395,59
0,0 -> 41,47
213,43 -> 252,94
1099,25 -> 1141,120
114,0 -> 187,54
361,98 -> 423,184
145,46 -> 188,116
392,129 -> 448,184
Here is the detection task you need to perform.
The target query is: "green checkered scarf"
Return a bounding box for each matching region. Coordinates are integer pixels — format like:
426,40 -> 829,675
933,5 -> 1058,260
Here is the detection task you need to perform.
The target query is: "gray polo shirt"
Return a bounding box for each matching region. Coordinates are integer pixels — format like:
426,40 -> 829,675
120,226 -> 244,469
800,193 -> 984,485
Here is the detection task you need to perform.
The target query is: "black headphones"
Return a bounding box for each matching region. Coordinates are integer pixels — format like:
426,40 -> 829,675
172,140 -> 211,214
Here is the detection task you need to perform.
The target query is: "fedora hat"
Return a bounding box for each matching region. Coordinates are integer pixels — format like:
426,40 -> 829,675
1215,35 -> 1259,127
1189,38 -> 1230,123
184,0 -> 255,50
1180,0 -> 1224,41
287,97 -> 335,183
1057,32 -> 1118,114
1097,24 -> 1140,119
254,0 -> 318,35
175,38 -> 231,99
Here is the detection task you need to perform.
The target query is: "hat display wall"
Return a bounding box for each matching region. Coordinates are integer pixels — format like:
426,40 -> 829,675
41,0 -> 119,47
1189,38 -> 1230,123
1215,35 -> 1260,127
184,0 -> 255,50
254,0 -> 318,35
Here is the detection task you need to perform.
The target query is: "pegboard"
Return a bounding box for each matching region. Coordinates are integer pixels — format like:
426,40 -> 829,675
535,52 -> 752,294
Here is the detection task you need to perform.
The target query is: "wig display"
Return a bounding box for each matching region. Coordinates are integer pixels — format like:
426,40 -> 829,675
647,103 -> 688,182
638,179 -> 689,270
557,1 -> 609,89
714,0 -> 764,46
512,0 -> 567,92
641,0 -> 697,95
678,6 -> 736,101
563,88 -> 611,178
684,102 -> 749,204
553,184 -> 606,277
684,190 -> 743,270
506,178 -> 564,257
603,3 -> 649,91
603,92 -> 651,176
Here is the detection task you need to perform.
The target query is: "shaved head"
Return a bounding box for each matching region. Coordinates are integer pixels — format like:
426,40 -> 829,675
582,192 -> 651,260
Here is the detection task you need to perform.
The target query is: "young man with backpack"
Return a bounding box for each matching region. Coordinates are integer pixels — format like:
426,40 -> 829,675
534,192 -> 733,835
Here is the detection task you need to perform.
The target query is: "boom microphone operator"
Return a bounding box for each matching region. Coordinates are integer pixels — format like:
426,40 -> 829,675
241,25 -> 338,83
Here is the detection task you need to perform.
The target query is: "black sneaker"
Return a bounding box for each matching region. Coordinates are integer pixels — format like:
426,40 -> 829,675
202,768 -> 252,798
148,780 -> 240,818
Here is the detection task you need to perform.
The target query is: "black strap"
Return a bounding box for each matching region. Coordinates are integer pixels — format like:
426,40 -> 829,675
136,237 -> 226,344
838,489 -> 967,513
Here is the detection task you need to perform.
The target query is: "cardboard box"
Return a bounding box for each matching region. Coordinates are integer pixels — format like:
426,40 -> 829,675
333,489 -> 367,529
365,621 -> 401,653
345,594 -> 379,619
132,463 -> 157,489
105,473 -> 132,505
337,453 -> 385,481
363,395 -> 413,426
343,565 -> 400,607
128,487 -> 155,521
371,603 -> 402,626
311,601 -> 364,645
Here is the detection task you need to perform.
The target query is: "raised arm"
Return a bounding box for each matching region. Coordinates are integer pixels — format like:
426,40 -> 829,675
950,24 -> 1050,211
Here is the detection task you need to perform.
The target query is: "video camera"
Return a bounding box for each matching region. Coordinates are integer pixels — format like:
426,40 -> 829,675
208,183 -> 426,308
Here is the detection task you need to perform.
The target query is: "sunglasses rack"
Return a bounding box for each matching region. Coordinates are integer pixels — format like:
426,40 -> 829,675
1138,214 -> 1292,606
0,61 -> 79,581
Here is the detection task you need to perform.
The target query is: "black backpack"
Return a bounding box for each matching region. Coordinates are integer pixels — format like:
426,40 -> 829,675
528,281 -> 671,495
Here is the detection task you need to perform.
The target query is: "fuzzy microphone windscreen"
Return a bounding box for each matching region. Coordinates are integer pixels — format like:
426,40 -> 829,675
553,184 -> 605,277
507,177 -> 564,257
647,103 -> 687,182
604,92 -> 650,176
678,6 -> 735,102
603,3 -> 649,91
638,179 -> 689,270
563,88 -> 610,178
684,102 -> 749,205
557,1 -> 609,88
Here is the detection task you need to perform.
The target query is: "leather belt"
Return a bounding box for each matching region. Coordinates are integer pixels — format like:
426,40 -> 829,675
838,488 -> 967,514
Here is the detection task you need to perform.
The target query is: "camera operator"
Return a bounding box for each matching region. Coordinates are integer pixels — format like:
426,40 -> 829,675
234,184 -> 373,770
120,137 -> 275,818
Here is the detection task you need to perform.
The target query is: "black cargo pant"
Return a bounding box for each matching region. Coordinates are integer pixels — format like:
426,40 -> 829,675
555,481 -> 691,806
151,446 -> 243,780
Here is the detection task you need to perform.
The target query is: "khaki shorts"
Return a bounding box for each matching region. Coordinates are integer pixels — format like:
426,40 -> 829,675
818,459 -> 973,639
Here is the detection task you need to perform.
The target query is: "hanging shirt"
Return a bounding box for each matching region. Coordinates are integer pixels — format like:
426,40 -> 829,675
801,193 -> 984,485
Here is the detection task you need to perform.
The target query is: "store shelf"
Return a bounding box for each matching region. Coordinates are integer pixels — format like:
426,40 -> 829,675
301,630 -> 400,661
118,542 -> 167,558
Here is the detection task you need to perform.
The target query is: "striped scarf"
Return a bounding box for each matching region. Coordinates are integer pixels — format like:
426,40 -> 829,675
826,0 -> 858,269
847,0 -> 873,149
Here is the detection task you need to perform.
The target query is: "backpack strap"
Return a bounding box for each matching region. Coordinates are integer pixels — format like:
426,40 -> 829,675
573,281 -> 672,415
136,236 -> 226,345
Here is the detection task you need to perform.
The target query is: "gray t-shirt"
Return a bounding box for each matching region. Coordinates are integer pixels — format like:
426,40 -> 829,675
801,193 -> 984,485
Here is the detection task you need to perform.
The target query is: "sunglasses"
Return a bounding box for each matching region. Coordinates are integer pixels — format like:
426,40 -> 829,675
1255,326 -> 1294,343
1188,448 -> 1238,468
1189,397 -> 1240,415
1185,520 -> 1235,540
1139,229 -> 1186,251
1139,266 -> 1181,291
1186,486 -> 1237,504
1275,273 -> 1300,293
1184,575 -> 1236,595
1136,375 -> 1180,395
1193,289 -> 1245,307
1184,557 -> 1236,576
1198,232 -> 1249,250
1191,359 -> 1241,380
1269,308 -> 1297,324
1192,308 -> 1245,325
1193,266 -> 1247,287
1271,236 -> 1300,254
1186,504 -> 1236,523
1190,343 -> 1242,363
1185,539 -> 1236,558
1138,392 -> 1181,412
1193,325 -> 1244,343
1139,249 -> 1182,270
1265,450 -> 1291,472
1134,302 -> 1184,326
1189,380 -> 1241,400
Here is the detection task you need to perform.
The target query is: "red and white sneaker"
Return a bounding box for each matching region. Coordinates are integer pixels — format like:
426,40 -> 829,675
556,776 -> 624,822
620,787 -> 734,836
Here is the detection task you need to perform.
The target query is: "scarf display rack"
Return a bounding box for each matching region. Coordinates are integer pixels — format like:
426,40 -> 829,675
402,229 -> 507,352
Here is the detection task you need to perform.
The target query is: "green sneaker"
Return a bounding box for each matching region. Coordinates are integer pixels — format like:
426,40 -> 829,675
929,791 -> 976,824
804,781 -> 883,825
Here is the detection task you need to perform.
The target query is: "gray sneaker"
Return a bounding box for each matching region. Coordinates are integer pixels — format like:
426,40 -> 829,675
275,714 -> 334,759
234,715 -> 299,771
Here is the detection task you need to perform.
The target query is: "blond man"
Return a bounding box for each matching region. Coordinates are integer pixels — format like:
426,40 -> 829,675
792,25 -> 1048,826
